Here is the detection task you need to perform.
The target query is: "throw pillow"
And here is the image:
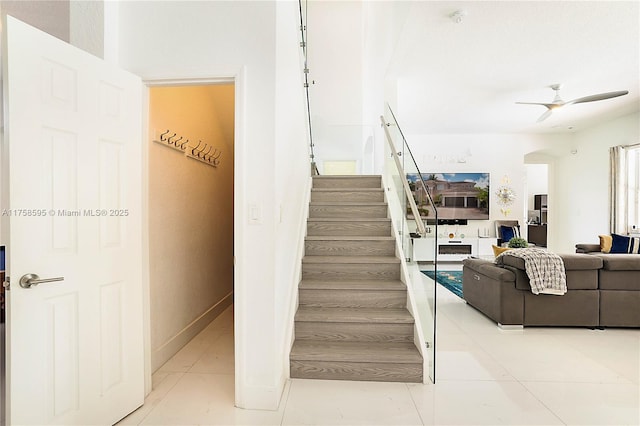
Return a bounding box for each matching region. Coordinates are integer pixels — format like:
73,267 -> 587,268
610,233 -> 640,254
500,225 -> 520,243
492,245 -> 511,257
598,234 -> 613,253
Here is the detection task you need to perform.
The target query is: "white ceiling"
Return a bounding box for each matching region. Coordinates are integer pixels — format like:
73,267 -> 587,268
388,1 -> 640,135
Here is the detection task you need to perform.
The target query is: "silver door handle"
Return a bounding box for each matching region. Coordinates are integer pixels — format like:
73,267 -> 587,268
19,273 -> 64,289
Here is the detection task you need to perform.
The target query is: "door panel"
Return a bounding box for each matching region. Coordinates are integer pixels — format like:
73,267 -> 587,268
3,15 -> 144,425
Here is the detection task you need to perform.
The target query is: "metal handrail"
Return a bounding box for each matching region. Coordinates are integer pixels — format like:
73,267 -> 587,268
380,115 -> 426,236
298,0 -> 317,175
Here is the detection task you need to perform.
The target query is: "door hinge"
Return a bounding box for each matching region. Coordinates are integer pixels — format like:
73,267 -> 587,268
3,276 -> 10,290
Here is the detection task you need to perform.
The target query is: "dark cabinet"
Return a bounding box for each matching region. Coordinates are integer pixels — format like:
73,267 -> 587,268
528,224 -> 547,247
530,194 -> 547,247
534,194 -> 547,224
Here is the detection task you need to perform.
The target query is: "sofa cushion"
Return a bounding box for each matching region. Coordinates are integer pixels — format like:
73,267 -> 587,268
523,290 -> 599,327
610,233 -> 640,254
592,253 -> 640,270
497,252 -> 601,291
492,245 -> 511,257
500,225 -> 520,243
575,243 -> 601,254
600,290 -> 640,326
497,252 -> 602,271
559,253 -> 603,270
599,234 -> 612,253
599,270 -> 640,290
463,258 -> 515,282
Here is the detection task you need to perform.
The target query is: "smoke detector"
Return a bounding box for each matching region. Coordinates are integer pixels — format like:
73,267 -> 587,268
450,10 -> 467,24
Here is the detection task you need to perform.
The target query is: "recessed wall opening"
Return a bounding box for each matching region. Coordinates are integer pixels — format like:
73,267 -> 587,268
147,83 -> 235,375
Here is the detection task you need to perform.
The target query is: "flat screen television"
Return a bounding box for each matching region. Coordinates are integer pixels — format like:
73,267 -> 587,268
407,172 -> 490,220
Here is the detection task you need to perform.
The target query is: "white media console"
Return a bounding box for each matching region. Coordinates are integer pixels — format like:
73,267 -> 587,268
412,237 -> 497,262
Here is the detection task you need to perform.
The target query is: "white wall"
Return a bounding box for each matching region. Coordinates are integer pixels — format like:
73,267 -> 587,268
0,0 -> 69,42
116,0 -> 308,410
362,1 -> 401,174
306,0 -> 366,173
148,85 -> 234,371
69,0 -> 103,58
525,164 -> 548,220
274,0 -> 312,388
552,111 -> 640,253
404,132 -> 569,242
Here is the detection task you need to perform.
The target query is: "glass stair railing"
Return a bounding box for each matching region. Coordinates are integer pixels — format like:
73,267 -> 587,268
381,104 -> 438,383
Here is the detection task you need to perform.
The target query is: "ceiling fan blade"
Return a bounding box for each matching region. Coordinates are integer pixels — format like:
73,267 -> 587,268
515,102 -> 556,109
537,109 -> 554,122
567,90 -> 629,105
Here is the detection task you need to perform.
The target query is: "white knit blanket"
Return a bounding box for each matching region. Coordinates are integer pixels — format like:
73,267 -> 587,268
497,248 -> 567,295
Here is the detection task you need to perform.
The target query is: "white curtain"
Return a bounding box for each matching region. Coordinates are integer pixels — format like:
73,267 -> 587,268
611,144 -> 640,234
609,145 -> 628,234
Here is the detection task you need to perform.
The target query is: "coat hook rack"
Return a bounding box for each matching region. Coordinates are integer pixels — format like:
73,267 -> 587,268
153,129 -> 221,167
153,129 -> 186,152
186,142 -> 221,168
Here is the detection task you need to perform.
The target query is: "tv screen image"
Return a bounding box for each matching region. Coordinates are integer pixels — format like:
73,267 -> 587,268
407,172 -> 490,220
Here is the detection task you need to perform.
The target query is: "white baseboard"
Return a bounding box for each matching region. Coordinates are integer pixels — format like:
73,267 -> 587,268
235,379 -> 287,411
151,292 -> 233,371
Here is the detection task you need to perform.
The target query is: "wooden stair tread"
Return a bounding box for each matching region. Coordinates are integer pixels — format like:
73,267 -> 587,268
295,307 -> 414,323
310,202 -> 387,206
305,236 -> 395,241
293,174 -> 422,383
307,217 -> 391,222
313,175 -> 381,179
299,280 -> 406,291
302,255 -> 400,264
312,188 -> 384,192
290,340 -> 422,364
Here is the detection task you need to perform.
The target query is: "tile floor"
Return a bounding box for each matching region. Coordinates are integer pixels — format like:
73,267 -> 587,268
119,285 -> 640,426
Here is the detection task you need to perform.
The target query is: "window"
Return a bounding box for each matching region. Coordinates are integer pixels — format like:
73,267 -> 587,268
611,144 -> 640,234
628,146 -> 640,232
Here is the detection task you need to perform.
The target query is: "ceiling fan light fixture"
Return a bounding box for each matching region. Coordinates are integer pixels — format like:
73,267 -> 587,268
517,84 -> 629,123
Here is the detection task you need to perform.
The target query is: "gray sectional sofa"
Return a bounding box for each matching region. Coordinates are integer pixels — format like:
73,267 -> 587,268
575,243 -> 640,327
462,249 -> 640,328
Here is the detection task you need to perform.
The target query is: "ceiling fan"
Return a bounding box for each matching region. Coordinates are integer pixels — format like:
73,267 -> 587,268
517,84 -> 629,123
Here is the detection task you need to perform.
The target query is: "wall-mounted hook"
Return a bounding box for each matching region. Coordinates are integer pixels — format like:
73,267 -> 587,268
195,144 -> 205,158
207,148 -> 219,161
180,139 -> 189,149
200,146 -> 213,159
160,129 -> 171,141
173,136 -> 183,146
167,133 -> 177,144
191,140 -> 202,155
212,150 -> 222,166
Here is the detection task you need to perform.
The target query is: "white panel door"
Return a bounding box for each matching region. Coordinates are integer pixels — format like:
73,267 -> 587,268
2,16 -> 144,425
